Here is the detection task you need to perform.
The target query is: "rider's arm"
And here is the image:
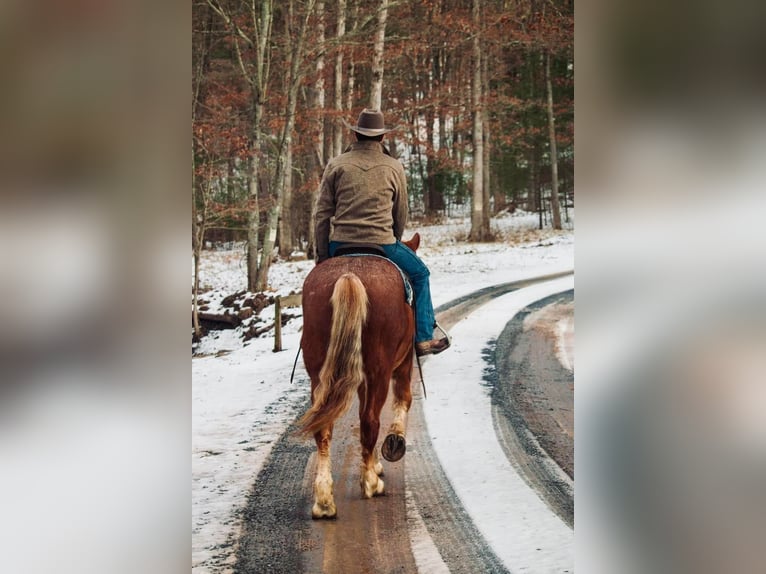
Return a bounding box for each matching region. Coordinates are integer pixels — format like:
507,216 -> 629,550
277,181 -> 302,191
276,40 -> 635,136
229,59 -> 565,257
314,164 -> 335,262
392,164 -> 408,241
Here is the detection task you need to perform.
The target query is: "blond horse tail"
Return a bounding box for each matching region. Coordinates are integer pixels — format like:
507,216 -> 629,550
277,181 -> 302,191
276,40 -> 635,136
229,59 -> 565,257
299,273 -> 368,436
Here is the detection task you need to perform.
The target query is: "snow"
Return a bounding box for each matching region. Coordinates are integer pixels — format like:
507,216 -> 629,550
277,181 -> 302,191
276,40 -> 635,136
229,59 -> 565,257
192,210 -> 574,572
418,276 -> 575,572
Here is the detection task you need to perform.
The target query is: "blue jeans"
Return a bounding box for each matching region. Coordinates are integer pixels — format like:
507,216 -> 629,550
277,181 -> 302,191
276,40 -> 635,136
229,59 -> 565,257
329,240 -> 436,343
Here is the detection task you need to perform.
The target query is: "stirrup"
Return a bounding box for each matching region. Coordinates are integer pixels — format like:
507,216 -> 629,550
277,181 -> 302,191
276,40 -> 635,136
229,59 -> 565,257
433,321 -> 452,346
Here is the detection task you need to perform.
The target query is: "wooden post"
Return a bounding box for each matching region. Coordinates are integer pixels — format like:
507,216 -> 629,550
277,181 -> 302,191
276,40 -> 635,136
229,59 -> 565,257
274,296 -> 282,352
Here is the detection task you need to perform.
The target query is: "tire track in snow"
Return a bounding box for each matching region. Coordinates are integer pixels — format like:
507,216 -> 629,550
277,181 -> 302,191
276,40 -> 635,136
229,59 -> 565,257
404,271 -> 574,573
493,289 -> 575,527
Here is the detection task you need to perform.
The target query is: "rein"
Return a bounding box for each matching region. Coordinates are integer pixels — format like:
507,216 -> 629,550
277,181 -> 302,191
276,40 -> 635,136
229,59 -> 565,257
289,345 -> 301,384
415,347 -> 427,399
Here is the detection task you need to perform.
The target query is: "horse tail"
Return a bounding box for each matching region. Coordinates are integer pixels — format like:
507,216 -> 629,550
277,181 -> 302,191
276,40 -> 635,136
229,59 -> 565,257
299,272 -> 368,436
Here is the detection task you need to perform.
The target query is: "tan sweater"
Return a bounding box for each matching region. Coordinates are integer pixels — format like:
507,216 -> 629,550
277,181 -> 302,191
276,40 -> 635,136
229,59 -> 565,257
314,140 -> 408,261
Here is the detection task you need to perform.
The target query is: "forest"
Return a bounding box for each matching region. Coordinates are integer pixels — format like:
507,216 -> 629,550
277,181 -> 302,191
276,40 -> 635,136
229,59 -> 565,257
192,0 -> 573,293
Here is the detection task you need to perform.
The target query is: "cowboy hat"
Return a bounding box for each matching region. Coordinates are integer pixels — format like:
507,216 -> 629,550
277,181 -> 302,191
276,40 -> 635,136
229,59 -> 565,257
342,108 -> 395,136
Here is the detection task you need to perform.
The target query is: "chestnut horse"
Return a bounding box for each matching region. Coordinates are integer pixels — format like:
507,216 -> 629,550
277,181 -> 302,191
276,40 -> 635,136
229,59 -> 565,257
298,234 -> 420,519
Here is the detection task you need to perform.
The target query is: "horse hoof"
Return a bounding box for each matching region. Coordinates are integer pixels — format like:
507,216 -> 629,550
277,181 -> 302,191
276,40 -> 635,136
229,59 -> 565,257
362,478 -> 385,498
382,434 -> 406,462
311,502 -> 337,519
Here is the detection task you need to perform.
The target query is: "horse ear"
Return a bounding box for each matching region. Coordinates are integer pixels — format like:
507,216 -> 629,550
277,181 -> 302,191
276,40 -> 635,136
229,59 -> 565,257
406,233 -> 420,252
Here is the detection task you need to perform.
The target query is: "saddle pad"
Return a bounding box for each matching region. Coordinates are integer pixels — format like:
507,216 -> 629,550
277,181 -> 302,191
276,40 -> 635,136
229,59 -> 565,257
338,253 -> 413,306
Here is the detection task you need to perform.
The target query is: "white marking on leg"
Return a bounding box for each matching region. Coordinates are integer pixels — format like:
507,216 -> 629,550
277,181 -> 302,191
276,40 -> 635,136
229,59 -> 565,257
312,449 -> 336,518
360,459 -> 385,499
389,399 -> 409,437
373,449 -> 384,476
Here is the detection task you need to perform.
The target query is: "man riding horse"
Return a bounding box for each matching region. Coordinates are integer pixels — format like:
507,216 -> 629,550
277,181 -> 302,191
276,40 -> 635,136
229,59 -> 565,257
314,108 -> 451,356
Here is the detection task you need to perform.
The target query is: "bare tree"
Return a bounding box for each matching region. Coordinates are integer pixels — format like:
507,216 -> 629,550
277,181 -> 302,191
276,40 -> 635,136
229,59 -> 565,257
333,0 -> 347,157
256,0 -> 317,289
314,1 -> 327,168
545,51 -> 562,229
369,0 -> 389,110
207,0 -> 274,290
469,0 -> 490,241
280,2 -> 323,259
346,0 -> 360,113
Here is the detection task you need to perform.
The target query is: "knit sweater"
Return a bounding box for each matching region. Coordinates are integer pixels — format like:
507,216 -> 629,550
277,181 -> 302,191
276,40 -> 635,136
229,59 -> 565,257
314,140 -> 408,261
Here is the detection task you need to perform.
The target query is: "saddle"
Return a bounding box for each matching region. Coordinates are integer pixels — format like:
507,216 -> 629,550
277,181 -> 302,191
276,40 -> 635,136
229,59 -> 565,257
331,243 -> 413,306
332,243 -> 387,258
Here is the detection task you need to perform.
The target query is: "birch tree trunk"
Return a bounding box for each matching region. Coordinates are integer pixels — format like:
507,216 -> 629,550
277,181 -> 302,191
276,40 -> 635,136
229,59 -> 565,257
346,0 -> 359,114
545,52 -> 562,230
425,105 -> 435,214
333,0 -> 347,157
469,0 -> 489,241
369,0 -> 389,110
481,46 -> 491,221
278,139 -> 294,258
314,1 -> 326,168
246,151 -> 261,289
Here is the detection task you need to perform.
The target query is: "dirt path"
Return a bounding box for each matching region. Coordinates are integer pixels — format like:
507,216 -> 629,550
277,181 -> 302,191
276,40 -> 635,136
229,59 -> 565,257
233,271 -> 574,573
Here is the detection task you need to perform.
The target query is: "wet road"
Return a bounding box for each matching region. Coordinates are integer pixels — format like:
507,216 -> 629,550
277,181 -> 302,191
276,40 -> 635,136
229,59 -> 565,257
234,271 -> 574,573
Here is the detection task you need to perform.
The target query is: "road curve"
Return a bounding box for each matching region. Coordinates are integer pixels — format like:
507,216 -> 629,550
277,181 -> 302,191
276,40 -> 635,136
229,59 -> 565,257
233,270 -> 574,573
493,289 -> 575,527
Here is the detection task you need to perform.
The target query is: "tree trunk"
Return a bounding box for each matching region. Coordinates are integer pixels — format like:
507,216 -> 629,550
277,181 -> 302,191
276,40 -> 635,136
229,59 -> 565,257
469,0 -> 488,241
535,145 -> 543,229
256,203 -> 279,290
333,0 -> 347,157
482,116 -> 490,221
545,52 -> 562,230
346,0 -> 359,113
246,155 -> 260,291
527,147 -> 536,211
369,0 -> 389,110
482,48 -> 491,221
411,121 -> 428,214
192,142 -> 202,340
314,1 -> 326,168
278,139 -> 294,257
453,105 -> 464,212
424,107 -> 435,215
436,104 -> 447,212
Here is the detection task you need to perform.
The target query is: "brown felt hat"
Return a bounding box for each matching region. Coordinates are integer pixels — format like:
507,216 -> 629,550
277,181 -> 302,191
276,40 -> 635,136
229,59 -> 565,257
342,108 -> 394,136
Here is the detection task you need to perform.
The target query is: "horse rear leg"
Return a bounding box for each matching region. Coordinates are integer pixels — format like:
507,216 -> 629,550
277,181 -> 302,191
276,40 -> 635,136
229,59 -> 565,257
382,354 -> 414,463
312,425 -> 336,519
359,381 -> 387,499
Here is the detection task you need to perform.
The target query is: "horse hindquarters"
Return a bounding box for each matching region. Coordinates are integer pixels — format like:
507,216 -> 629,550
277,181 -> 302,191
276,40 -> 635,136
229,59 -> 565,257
299,272 -> 368,518
299,272 -> 368,436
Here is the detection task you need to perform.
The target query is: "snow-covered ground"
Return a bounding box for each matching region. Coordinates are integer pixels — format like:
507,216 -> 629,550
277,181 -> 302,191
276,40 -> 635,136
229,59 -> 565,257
192,210 -> 574,572
416,276 -> 575,572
